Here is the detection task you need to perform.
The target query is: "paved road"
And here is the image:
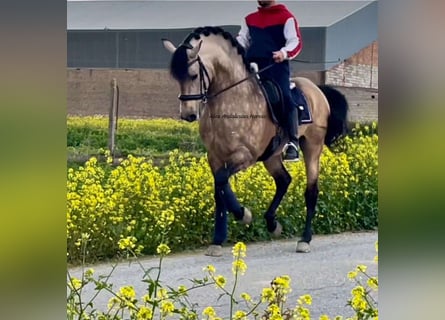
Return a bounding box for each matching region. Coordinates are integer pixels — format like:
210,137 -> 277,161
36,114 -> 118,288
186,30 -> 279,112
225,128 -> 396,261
69,231 -> 378,319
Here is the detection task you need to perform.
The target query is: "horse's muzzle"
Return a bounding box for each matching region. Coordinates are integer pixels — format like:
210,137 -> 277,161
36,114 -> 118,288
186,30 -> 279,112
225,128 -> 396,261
181,114 -> 197,122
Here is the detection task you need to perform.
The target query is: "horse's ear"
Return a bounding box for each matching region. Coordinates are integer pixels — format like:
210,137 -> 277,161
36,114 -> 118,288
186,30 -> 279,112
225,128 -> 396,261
162,39 -> 177,54
189,40 -> 203,59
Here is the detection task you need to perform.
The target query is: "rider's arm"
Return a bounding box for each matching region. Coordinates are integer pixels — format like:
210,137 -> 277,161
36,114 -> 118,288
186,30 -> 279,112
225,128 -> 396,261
236,20 -> 251,50
280,17 -> 302,60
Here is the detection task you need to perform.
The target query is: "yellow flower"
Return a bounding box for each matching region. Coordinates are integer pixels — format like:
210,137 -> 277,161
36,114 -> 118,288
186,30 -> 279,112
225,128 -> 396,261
240,292 -> 251,302
298,294 -> 312,306
232,259 -> 248,275
367,277 -> 378,290
261,288 -> 276,302
347,271 -> 358,280
68,277 -> 82,290
234,310 -> 247,320
356,265 -> 367,273
119,285 -> 136,300
157,288 -> 168,299
232,242 -> 247,258
351,286 -> 365,297
118,236 -> 137,250
202,306 -> 216,317
204,264 -> 216,274
215,275 -> 226,288
319,315 -> 331,320
268,304 -> 280,315
160,300 -> 175,315
156,243 -> 171,256
137,306 -> 153,319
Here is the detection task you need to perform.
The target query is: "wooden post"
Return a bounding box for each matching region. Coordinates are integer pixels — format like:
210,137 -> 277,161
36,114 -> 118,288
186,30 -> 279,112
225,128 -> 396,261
108,78 -> 118,158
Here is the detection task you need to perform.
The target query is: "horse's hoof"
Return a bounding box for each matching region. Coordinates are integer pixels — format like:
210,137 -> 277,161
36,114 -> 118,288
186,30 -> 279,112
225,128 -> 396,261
205,245 -> 223,257
271,221 -> 282,237
296,241 -> 311,253
240,207 -> 252,225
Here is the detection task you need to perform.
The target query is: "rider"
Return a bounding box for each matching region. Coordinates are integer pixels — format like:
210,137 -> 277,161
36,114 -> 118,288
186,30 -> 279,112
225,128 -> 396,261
236,0 -> 303,161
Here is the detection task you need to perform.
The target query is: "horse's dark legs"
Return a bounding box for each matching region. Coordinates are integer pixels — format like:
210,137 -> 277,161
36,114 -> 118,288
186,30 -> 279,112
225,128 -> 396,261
297,136 -> 323,252
301,182 -> 319,243
213,182 -> 228,245
211,166 -> 249,245
263,155 -> 292,235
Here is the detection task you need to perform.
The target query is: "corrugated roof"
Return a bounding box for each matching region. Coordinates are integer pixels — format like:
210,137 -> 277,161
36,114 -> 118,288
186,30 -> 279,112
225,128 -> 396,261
67,0 -> 374,30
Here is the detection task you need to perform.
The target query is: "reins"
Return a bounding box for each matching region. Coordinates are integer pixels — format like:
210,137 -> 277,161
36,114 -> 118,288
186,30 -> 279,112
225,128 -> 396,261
207,62 -> 275,100
177,50 -> 276,104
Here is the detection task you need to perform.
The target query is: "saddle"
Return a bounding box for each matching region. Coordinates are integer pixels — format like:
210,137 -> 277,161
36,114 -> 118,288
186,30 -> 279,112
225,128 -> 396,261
252,64 -> 312,126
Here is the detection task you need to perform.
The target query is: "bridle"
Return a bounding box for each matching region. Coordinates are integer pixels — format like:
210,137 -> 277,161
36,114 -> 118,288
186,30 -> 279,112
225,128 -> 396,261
178,54 -> 212,103
177,43 -> 275,104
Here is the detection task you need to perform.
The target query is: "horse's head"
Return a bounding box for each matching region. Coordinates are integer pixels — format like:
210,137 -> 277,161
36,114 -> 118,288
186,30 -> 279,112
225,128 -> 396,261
163,38 -> 208,122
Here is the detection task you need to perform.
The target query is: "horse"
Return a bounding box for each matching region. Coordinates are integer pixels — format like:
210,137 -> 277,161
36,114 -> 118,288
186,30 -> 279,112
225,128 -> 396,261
162,26 -> 348,256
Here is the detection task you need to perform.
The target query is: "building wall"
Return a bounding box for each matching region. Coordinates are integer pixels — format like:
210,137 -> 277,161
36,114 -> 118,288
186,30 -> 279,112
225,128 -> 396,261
325,41 -> 378,89
67,68 -> 323,118
67,68 -> 180,118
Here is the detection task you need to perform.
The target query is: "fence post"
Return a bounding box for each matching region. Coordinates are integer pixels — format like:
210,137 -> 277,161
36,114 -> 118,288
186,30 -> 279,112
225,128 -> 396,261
108,78 -> 119,159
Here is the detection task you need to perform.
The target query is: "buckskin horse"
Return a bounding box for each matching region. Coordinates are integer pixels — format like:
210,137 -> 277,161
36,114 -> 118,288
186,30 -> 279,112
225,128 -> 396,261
162,26 -> 348,256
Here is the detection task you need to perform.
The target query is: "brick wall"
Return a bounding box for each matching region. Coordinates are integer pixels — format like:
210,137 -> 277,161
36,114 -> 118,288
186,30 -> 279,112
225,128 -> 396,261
326,41 -> 378,89
67,68 -> 180,118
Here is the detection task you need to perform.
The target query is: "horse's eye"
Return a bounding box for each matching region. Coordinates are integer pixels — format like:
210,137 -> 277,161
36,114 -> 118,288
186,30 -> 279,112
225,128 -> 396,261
190,74 -> 198,81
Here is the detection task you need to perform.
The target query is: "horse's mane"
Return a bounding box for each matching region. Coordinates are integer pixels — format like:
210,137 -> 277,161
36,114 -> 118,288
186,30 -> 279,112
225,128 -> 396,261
169,26 -> 250,82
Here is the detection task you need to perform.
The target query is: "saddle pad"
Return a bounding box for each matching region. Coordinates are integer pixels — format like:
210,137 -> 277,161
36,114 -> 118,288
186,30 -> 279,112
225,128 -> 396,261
291,87 -> 312,124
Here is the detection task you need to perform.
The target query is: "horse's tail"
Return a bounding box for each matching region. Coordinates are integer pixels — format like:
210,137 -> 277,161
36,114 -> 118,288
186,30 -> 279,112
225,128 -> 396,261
318,85 -> 349,148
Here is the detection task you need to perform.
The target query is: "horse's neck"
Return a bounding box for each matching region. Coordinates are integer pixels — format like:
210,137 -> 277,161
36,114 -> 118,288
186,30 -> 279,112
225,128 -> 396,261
207,53 -> 259,99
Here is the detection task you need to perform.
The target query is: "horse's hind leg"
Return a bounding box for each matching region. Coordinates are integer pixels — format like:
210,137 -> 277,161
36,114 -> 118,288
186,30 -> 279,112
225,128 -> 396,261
296,136 -> 323,253
263,154 -> 292,236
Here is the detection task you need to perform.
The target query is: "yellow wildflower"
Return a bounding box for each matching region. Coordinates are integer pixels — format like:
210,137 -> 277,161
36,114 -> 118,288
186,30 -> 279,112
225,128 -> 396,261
156,243 -> 171,256
119,285 -> 136,300
232,242 -> 247,258
240,292 -> 251,302
319,315 -> 331,320
160,300 -> 175,315
118,236 -> 137,250
137,306 -> 153,319
232,259 -> 248,275
204,264 -> 216,274
298,294 -> 312,305
68,277 -> 82,290
261,288 -> 276,303
202,306 -> 216,317
215,275 -> 226,288
367,277 -> 378,290
356,265 -> 367,273
347,271 -> 358,280
234,310 -> 247,320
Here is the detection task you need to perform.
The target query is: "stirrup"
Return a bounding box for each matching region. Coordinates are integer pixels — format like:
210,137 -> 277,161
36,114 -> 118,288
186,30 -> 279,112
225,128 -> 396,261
282,142 -> 300,162
282,142 -> 298,153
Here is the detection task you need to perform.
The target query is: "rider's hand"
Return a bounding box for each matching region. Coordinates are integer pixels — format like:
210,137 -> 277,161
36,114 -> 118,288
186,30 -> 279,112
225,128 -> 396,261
272,51 -> 285,63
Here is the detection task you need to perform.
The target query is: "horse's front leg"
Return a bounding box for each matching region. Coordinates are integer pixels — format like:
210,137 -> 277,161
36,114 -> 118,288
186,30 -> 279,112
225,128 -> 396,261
263,155 -> 292,236
205,165 -> 252,257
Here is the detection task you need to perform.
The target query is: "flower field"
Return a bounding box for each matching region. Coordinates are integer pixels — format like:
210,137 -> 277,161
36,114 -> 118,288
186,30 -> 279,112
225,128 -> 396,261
67,117 -> 378,264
